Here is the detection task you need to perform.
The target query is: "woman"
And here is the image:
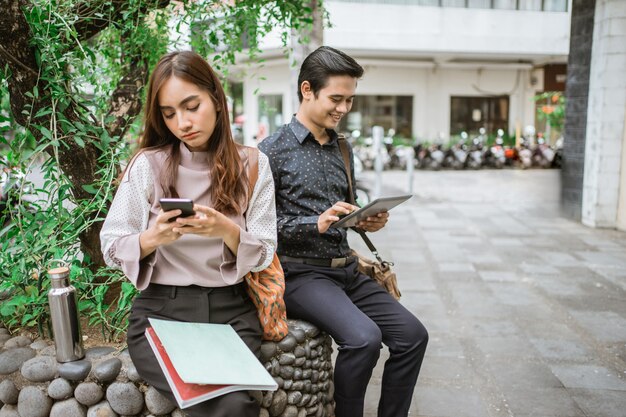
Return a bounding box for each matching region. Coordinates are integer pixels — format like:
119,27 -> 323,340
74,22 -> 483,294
100,50 -> 276,417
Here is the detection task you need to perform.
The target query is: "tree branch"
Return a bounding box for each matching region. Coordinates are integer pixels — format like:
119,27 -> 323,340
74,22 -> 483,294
72,0 -> 172,42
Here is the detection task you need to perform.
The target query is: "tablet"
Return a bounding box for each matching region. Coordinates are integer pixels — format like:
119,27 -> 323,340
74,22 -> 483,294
331,194 -> 413,228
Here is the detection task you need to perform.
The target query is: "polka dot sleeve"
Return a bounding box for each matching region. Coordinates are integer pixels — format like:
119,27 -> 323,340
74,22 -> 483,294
223,151 -> 277,278
100,153 -> 153,275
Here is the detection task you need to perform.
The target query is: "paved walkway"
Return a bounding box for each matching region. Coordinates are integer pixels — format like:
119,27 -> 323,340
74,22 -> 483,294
350,169 -> 626,417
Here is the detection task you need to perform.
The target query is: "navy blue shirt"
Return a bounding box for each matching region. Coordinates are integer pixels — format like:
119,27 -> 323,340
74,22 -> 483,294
258,117 -> 356,259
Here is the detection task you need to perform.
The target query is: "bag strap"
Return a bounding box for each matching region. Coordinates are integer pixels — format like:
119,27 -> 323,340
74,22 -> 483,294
337,136 -> 387,265
337,135 -> 354,206
246,146 -> 260,200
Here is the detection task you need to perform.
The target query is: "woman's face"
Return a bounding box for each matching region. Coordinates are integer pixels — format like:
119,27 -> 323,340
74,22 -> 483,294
158,75 -> 218,152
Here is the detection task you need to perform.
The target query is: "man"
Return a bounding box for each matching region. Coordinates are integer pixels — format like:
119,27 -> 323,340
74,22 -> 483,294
258,46 -> 428,417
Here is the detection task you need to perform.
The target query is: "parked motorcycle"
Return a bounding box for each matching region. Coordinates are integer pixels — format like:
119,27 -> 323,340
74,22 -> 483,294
532,136 -> 556,168
444,139 -> 468,170
484,130 -> 506,169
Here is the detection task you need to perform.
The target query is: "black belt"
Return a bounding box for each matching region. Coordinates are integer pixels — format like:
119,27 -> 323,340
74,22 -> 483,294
142,282 -> 246,298
279,255 -> 356,268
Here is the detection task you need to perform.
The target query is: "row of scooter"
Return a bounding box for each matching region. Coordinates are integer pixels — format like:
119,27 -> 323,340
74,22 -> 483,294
353,131 -> 562,171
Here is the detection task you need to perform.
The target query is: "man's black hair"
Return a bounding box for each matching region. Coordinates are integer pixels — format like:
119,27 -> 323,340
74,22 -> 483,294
297,46 -> 364,103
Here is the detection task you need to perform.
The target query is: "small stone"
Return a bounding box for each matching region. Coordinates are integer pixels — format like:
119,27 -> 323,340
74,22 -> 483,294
280,405 -> 298,417
3,336 -> 31,349
279,365 -> 294,380
0,380 -> 19,404
171,409 -> 186,417
298,409 -> 307,417
262,391 -> 273,408
279,353 -> 296,366
249,390 -> 263,405
75,382 -> 104,406
59,360 -> 92,381
106,382 -> 144,415
284,379 -> 294,390
125,362 -> 141,383
21,356 -> 58,382
48,378 -> 74,400
50,398 -> 86,417
0,347 -> 36,375
0,327 -> 9,334
85,347 -> 116,360
38,345 -> 56,356
273,376 -> 284,388
0,334 -> 12,346
145,386 -> 175,415
292,320 -> 319,338
17,386 -> 52,417
287,391 -> 302,405
290,328 -> 306,343
294,346 -> 306,358
93,358 -> 122,383
260,342 -> 277,362
29,340 -> 49,351
291,381 -> 303,391
118,349 -> 131,359
269,389 -> 287,416
293,368 -> 302,380
277,335 -> 297,352
298,393 -> 311,407
86,401 -> 117,417
259,409 -> 270,417
294,357 -> 306,367
0,404 -> 20,417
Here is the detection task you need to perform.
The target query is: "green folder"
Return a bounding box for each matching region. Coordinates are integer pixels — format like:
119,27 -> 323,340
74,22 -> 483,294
148,318 -> 277,387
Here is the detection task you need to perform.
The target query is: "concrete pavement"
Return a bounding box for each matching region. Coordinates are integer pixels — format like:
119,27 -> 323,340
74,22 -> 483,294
349,168 -> 626,417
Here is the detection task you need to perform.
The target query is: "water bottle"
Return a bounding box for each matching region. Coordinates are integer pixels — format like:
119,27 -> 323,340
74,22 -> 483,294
47,262 -> 85,362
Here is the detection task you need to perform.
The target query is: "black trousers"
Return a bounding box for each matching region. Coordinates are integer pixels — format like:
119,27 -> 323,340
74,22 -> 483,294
283,261 -> 428,417
126,282 -> 262,417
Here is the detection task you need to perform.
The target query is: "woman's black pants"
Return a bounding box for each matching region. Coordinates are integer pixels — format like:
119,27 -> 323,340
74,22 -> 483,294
126,282 -> 262,417
282,260 -> 428,417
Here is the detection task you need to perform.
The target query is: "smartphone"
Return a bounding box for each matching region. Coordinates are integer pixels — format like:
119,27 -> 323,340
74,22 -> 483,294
159,198 -> 195,222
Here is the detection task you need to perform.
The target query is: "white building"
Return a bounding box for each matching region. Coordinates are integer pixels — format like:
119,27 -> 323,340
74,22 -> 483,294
231,0 -> 571,146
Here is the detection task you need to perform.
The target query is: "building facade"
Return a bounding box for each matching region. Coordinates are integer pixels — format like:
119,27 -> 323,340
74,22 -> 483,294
233,0 -> 571,145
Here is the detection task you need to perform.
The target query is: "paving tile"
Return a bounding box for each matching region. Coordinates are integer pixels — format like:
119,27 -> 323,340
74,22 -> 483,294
478,270 -> 518,282
418,356 -> 473,381
569,311 -> 626,343
488,283 -> 544,306
474,336 -> 539,359
458,319 -> 521,338
411,386 -> 489,417
438,262 -> 476,272
569,388 -> 626,417
500,386 -> 586,417
549,364 -> 626,390
426,336 -> 466,358
489,237 -> 525,247
519,262 -> 561,275
529,338 -> 593,362
489,360 -> 564,389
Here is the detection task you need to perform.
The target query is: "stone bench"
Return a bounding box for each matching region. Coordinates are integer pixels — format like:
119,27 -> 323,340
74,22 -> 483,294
0,320 -> 335,417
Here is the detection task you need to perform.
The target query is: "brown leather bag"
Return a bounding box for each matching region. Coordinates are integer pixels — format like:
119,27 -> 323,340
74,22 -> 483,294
338,137 -> 402,300
243,147 -> 289,341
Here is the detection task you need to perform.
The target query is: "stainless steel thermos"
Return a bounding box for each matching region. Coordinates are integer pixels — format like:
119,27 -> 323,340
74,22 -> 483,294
47,263 -> 85,362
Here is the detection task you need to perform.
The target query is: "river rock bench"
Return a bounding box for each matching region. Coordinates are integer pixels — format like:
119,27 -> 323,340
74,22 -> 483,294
0,320 -> 335,417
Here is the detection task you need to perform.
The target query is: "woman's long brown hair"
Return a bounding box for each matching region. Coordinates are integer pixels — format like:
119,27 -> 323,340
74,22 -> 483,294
138,50 -> 248,215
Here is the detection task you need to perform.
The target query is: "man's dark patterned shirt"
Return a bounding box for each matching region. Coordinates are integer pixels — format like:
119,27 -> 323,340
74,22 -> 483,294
258,117 -> 356,259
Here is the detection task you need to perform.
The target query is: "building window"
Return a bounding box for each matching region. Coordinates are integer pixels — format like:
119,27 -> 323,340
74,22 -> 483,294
450,96 -> 509,136
258,95 -> 283,140
332,0 -> 567,11
338,95 -> 413,140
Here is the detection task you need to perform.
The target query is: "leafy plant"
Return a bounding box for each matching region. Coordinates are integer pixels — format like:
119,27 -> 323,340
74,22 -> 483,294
0,0 -> 318,340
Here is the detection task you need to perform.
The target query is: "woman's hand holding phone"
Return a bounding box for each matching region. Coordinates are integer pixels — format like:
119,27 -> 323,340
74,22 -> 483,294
174,204 -> 241,255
